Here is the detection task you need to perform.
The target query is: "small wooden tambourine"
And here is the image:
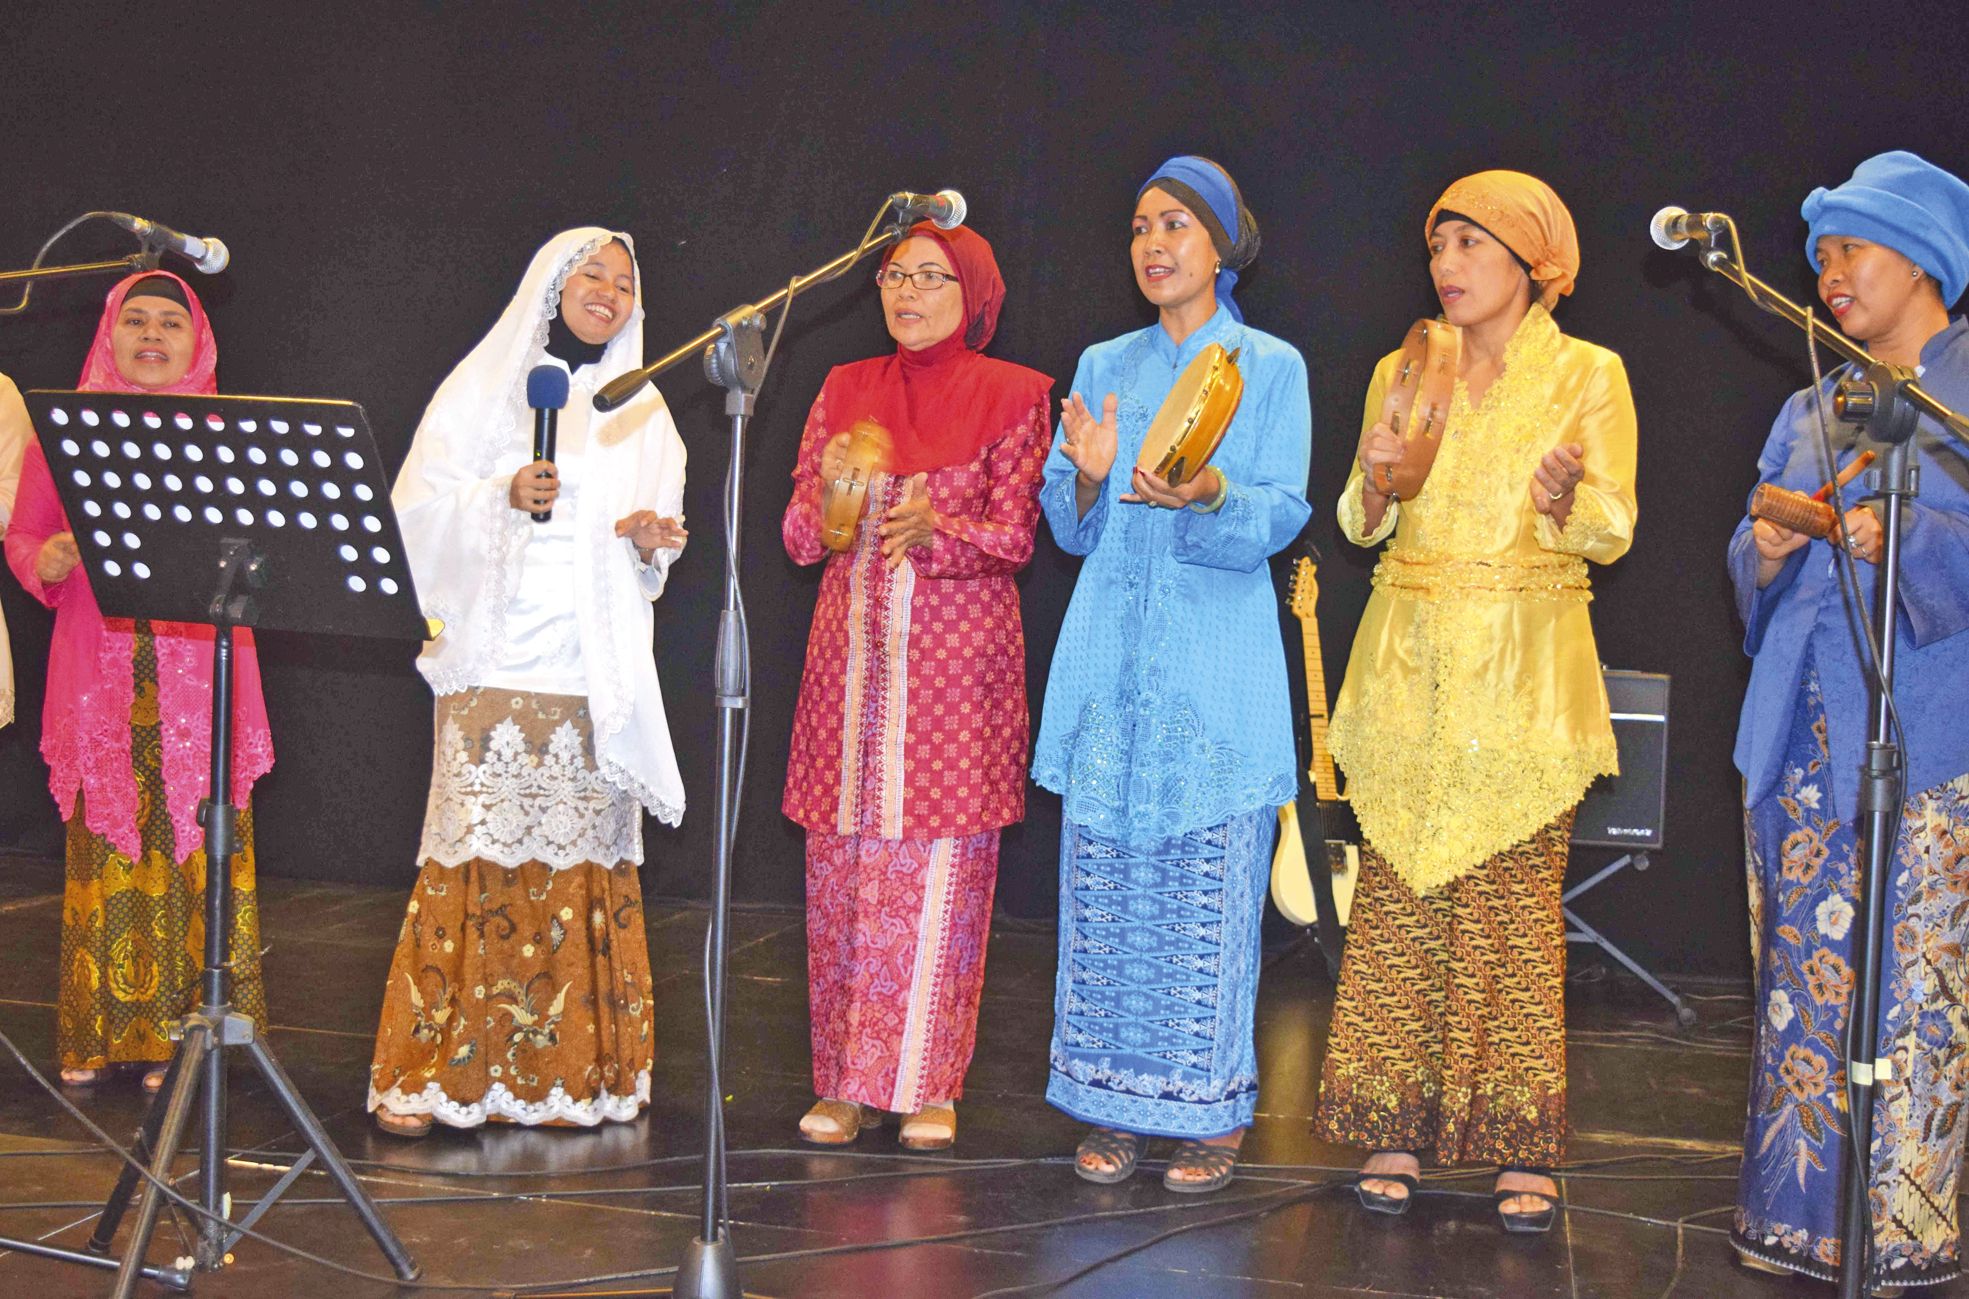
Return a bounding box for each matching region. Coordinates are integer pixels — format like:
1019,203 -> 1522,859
1136,342 -> 1244,489
820,418 -> 893,552
1371,318 -> 1461,501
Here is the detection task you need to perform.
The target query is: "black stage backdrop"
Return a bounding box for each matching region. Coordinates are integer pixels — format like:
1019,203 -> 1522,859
1,1 -> 1963,979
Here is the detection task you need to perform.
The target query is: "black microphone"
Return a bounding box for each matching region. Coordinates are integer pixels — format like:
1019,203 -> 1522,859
889,189 -> 968,230
102,212 -> 230,273
526,362 -> 569,523
1649,206 -> 1732,250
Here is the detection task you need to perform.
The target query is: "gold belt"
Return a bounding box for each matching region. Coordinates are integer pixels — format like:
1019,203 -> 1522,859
1371,550 -> 1591,602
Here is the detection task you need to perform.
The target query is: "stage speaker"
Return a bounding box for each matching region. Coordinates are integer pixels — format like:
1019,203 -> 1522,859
1573,670 -> 1669,850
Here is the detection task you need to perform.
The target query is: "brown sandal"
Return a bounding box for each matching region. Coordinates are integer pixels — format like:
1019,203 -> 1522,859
373,1107 -> 434,1139
799,1098 -> 882,1146
898,1103 -> 956,1151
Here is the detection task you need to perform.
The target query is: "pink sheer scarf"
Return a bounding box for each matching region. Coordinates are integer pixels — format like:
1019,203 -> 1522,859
3,270 -> 272,860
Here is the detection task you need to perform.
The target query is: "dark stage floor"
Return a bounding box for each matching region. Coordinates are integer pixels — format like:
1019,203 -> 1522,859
0,854 -> 1938,1298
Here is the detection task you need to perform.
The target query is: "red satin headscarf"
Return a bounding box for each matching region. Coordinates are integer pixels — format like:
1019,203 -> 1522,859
78,270 -> 219,395
830,221 -> 1026,475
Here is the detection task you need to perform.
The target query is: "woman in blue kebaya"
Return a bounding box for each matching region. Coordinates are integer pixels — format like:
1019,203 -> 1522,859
1730,150 -> 1969,1290
1035,156 -> 1310,1194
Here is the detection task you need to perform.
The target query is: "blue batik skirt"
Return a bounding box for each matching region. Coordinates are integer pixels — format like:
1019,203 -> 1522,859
1046,808 -> 1273,1138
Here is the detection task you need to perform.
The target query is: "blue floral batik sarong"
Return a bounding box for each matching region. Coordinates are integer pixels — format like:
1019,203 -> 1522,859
1734,650 -> 1969,1289
1046,807 -> 1272,1138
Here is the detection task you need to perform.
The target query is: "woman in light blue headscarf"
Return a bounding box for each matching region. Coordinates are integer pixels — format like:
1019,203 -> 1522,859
1034,155 -> 1310,1194
1731,149 -> 1969,1290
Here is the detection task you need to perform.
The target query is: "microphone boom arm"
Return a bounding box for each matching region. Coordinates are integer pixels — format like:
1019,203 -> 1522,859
594,199 -> 907,411
1695,218 -> 1969,443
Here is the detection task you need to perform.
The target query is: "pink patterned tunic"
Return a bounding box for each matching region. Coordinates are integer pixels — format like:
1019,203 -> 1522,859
781,363 -> 1051,840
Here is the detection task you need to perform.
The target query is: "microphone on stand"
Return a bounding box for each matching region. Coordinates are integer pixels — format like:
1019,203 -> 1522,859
101,212 -> 230,273
526,361 -> 569,523
889,189 -> 968,230
1649,206 -> 1733,250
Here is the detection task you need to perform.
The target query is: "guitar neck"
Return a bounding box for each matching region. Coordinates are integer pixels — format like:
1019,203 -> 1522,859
1299,612 -> 1342,802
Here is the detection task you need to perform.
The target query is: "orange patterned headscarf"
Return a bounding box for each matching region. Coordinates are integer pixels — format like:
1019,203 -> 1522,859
1425,170 -> 1579,308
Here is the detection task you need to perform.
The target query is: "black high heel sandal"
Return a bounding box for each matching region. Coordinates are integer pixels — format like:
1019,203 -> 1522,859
1494,1165 -> 1559,1234
1354,1150 -> 1420,1216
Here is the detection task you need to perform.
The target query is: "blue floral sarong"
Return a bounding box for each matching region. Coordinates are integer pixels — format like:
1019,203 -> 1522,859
1735,649 -> 1969,1288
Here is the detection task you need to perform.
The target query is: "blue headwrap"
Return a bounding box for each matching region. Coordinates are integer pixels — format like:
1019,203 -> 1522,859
1139,155 -> 1260,322
1802,150 -> 1969,308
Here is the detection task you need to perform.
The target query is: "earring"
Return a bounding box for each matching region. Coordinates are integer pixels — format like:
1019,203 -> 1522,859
1912,267 -> 1923,279
1214,260 -> 1223,275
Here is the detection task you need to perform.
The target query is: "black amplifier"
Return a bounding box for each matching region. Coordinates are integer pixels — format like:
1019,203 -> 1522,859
1572,670 -> 1669,850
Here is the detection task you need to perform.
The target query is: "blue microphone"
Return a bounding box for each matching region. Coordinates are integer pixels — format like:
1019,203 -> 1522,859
525,362 -> 570,523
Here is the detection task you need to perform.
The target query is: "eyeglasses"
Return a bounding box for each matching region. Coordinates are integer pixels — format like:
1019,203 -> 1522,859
874,267 -> 961,291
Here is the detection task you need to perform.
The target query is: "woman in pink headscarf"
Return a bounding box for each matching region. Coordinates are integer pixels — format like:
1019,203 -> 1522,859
5,271 -> 272,1090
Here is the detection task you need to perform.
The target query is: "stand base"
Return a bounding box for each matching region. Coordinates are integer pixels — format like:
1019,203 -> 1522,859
91,1012 -> 419,1298
0,1234 -> 190,1290
1563,851 -> 1697,1027
674,1233 -> 744,1299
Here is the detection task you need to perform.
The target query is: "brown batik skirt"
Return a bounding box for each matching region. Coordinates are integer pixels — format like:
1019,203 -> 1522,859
1313,811 -> 1575,1168
59,622 -> 265,1070
367,689 -> 655,1128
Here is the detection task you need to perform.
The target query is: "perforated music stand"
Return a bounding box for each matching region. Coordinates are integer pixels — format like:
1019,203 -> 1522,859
19,390 -> 422,1296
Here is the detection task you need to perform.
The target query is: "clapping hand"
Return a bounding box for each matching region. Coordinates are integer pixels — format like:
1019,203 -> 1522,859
877,472 -> 937,569
615,510 -> 688,561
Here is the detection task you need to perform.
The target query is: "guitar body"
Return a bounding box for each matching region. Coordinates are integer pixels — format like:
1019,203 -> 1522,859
1269,547 -> 1361,977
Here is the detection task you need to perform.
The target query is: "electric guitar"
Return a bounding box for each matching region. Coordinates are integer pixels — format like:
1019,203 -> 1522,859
1270,544 -> 1361,977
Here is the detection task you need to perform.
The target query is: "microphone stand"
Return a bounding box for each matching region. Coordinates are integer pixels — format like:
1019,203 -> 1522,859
609,199 -> 906,1299
2,209 -> 180,317
1680,220 -> 1969,1299
0,250 -> 158,286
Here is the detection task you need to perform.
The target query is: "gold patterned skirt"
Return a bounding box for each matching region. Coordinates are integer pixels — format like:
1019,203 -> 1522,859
58,623 -> 265,1070
368,689 -> 654,1128
1313,811 -> 1574,1168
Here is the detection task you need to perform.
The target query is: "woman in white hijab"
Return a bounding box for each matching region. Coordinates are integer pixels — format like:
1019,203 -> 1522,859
368,228 -> 688,1135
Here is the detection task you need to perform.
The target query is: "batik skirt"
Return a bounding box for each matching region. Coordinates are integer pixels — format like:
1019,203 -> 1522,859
1733,652 -> 1969,1289
1313,811 -> 1575,1169
1046,808 -> 1273,1139
368,688 -> 654,1128
58,622 -> 265,1070
805,828 -> 1000,1111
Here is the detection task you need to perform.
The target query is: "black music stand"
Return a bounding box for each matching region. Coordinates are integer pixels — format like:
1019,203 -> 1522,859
14,390 -> 424,1297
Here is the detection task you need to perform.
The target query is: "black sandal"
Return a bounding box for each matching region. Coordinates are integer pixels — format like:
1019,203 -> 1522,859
1495,1165 -> 1559,1234
1355,1151 -> 1420,1216
1073,1127 -> 1146,1184
1163,1138 -> 1240,1194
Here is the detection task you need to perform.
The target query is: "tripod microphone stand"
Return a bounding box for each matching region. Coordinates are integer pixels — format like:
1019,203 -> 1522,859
594,195 -> 919,1299
1662,213 -> 1969,1299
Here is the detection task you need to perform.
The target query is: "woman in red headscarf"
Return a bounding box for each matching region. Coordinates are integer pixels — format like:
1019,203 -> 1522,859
782,222 -> 1052,1151
4,271 -> 273,1090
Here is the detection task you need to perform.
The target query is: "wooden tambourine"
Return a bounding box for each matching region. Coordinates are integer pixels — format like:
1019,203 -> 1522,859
820,418 -> 893,553
1371,318 -> 1461,501
1136,342 -> 1244,489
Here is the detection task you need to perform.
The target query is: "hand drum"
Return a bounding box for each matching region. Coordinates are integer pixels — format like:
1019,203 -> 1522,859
821,418 -> 893,553
1374,318 -> 1461,501
1136,343 -> 1244,488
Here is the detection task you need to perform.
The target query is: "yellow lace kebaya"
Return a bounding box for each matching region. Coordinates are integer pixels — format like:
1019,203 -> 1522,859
1327,303 -> 1637,895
